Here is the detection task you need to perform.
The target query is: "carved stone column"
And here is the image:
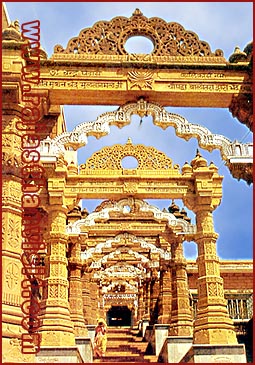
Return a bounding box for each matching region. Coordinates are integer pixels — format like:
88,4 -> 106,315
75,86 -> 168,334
149,269 -> 160,324
90,281 -> 99,324
68,236 -> 88,337
169,239 -> 193,336
137,283 -> 144,322
40,205 -> 75,346
81,270 -> 93,324
157,261 -> 172,324
2,115 -> 35,362
143,273 -> 151,320
193,209 -> 237,344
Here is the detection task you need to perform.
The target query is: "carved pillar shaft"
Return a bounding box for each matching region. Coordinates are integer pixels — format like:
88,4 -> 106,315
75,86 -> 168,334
68,238 -> 87,337
144,280 -> 150,319
137,287 -> 143,322
158,266 -> 172,324
150,274 -> 160,324
40,206 -> 75,346
194,209 -> 237,344
2,115 -> 36,362
90,281 -> 99,324
141,282 -> 147,319
81,271 -> 93,324
169,240 -> 193,336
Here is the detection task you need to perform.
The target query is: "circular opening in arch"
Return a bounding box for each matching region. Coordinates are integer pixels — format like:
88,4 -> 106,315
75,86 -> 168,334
124,35 -> 154,54
121,156 -> 139,169
123,205 -> 131,213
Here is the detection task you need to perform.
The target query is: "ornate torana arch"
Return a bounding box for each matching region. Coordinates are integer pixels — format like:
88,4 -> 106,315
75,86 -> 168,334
40,99 -> 252,184
95,263 -> 143,279
67,198 -> 196,235
81,233 -> 170,261
54,9 -> 223,57
91,248 -> 150,269
81,137 -> 175,170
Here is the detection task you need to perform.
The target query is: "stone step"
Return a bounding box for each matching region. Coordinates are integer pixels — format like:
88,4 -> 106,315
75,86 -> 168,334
107,344 -> 143,349
93,326 -> 155,363
144,355 -> 159,362
94,355 -> 150,363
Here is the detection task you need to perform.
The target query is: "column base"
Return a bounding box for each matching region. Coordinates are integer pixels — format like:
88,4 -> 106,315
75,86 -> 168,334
142,319 -> 150,337
2,337 -> 36,363
86,325 -> 96,342
154,324 -> 170,355
158,336 -> 193,363
157,314 -> 170,324
75,337 -> 93,363
35,346 -> 84,363
180,344 -> 247,363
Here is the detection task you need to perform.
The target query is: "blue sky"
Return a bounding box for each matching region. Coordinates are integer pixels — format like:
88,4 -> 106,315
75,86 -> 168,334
5,2 -> 253,260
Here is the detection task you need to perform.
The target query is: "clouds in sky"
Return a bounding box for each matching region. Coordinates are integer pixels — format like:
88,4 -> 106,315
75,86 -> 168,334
5,2 -> 253,260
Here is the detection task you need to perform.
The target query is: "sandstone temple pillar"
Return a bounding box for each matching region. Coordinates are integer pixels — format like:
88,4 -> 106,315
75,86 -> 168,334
193,208 -> 237,344
68,236 -> 88,337
2,115 -> 36,362
169,238 -> 193,336
137,283 -> 144,322
40,205 -> 75,346
144,274 -> 151,320
90,281 -> 100,324
149,269 -> 160,324
81,270 -> 94,325
157,260 -> 172,324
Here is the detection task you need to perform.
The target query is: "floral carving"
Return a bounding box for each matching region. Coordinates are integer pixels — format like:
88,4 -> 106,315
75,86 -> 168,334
80,137 -> 173,170
5,262 -> 19,290
7,218 -> 21,248
54,9 -> 221,57
128,70 -> 154,89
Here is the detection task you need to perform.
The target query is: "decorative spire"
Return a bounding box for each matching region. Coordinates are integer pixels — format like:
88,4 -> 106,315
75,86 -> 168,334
2,20 -> 22,42
196,148 -> 202,157
229,46 -> 247,63
132,8 -> 143,16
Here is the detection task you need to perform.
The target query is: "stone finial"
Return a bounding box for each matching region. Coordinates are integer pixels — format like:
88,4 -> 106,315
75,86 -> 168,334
132,8 -> 143,16
229,46 -> 247,63
2,20 -> 22,41
126,137 -> 133,145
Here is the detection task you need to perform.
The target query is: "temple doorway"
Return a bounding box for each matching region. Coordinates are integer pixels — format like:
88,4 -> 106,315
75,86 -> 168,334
107,305 -> 132,327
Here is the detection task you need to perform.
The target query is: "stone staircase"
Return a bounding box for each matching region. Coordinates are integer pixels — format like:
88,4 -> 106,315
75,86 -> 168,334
93,327 -> 158,363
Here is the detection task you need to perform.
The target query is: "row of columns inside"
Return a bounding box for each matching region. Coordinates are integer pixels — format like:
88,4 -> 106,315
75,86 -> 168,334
37,204 -> 238,347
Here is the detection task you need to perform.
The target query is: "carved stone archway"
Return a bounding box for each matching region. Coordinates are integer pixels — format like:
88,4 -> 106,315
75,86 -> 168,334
40,100 -> 252,184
